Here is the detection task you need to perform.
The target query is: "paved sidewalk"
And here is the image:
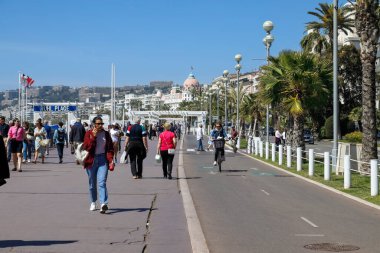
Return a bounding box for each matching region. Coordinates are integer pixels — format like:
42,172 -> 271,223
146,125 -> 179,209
0,140 -> 191,253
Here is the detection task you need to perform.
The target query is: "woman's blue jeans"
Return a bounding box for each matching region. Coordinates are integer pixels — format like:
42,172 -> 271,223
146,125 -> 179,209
86,154 -> 109,205
23,141 -> 33,160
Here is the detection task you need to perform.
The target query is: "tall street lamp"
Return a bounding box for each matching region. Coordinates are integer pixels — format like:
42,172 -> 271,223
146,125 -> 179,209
216,82 -> 220,121
263,20 -> 275,143
332,0 -> 339,171
223,70 -> 229,133
235,54 -> 242,149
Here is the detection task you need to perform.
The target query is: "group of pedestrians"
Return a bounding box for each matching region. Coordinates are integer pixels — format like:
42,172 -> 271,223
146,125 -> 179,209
0,115 -> 180,214
78,116 -> 179,214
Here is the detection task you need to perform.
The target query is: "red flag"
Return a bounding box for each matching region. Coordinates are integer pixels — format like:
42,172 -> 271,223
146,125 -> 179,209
26,76 -> 34,87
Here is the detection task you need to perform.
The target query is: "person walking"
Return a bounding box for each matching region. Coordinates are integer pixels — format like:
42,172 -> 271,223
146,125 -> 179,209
156,122 -> 177,179
6,120 -> 14,162
33,120 -> 47,164
53,122 -> 67,164
82,116 -> 114,214
0,116 -> 10,161
109,123 -> 120,163
275,128 -> 282,146
196,124 -> 204,151
8,119 -> 25,172
70,118 -> 86,165
22,121 -> 34,163
0,135 -> 10,186
43,120 -> 52,155
124,118 -> 148,179
282,128 -> 286,145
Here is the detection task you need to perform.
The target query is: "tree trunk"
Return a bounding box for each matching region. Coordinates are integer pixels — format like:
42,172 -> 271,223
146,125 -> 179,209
292,114 -> 305,152
355,0 -> 379,172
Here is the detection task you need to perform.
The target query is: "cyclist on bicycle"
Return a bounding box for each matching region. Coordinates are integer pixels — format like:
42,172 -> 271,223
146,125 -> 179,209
230,126 -> 238,153
211,121 -> 227,166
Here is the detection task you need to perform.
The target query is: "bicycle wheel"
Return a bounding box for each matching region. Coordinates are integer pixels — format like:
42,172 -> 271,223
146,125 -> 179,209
217,152 -> 222,172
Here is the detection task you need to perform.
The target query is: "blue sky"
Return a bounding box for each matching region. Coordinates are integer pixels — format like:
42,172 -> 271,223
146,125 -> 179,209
0,0 -> 337,90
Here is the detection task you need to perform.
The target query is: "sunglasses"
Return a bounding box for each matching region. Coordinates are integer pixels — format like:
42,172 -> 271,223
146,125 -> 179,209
95,123 -> 104,125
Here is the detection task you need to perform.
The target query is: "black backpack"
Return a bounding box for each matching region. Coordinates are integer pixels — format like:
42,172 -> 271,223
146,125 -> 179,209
57,129 -> 65,142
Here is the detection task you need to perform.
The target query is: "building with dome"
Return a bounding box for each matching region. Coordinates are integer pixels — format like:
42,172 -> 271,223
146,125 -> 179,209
183,73 -> 200,91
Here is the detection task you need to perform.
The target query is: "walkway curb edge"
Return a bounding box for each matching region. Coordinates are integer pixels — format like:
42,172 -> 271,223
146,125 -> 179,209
238,150 -> 380,212
178,138 -> 210,253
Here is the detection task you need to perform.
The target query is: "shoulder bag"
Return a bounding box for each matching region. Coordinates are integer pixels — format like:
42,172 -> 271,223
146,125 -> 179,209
163,132 -> 175,155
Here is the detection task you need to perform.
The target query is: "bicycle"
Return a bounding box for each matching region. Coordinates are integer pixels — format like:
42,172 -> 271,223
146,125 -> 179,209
230,138 -> 238,153
213,138 -> 226,172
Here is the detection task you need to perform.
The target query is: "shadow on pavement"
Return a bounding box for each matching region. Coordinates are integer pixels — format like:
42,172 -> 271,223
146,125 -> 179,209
107,207 -> 156,214
175,177 -> 202,180
0,240 -> 77,248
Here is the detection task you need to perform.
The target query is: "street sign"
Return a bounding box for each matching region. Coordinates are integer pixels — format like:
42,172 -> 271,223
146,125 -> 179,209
33,105 -> 77,112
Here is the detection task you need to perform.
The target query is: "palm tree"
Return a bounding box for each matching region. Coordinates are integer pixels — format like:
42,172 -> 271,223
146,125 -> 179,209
260,50 -> 332,150
228,82 -> 249,132
354,0 -> 379,172
302,3 -> 354,54
241,93 -> 265,137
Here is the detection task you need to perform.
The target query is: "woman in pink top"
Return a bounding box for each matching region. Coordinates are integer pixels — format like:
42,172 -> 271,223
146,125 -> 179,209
156,122 -> 176,179
8,119 -> 25,172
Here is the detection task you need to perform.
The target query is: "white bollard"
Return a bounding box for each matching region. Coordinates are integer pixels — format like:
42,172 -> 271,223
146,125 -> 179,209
344,155 -> 351,189
259,141 -> 263,158
271,143 -> 276,162
297,147 -> 302,171
324,152 -> 330,181
287,145 -> 291,168
308,149 -> 314,176
254,139 -> 258,156
371,159 -> 378,196
265,142 -> 269,160
279,145 -> 283,166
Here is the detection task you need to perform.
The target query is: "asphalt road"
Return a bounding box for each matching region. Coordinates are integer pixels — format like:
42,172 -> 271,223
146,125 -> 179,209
182,134 -> 380,253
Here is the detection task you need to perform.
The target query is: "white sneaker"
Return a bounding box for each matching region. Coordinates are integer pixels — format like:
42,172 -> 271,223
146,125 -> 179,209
89,202 -> 97,211
100,204 -> 108,214
27,159 -> 31,163
22,159 -> 26,163
213,161 -> 217,166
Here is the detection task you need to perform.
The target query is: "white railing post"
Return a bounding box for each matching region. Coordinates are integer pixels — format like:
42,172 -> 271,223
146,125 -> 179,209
287,145 -> 291,168
271,143 -> 275,162
344,155 -> 351,189
297,147 -> 302,171
324,152 -> 330,181
247,136 -> 251,154
279,144 -> 283,166
371,159 -> 378,196
308,149 -> 314,176
259,141 -> 263,158
265,142 -> 269,160
254,139 -> 258,155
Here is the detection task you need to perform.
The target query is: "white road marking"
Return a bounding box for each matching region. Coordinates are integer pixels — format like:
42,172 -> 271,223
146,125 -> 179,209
260,189 -> 270,195
187,149 -> 195,152
225,150 -> 233,153
251,168 -> 259,171
301,217 -> 319,228
294,234 -> 324,237
179,140 -> 210,253
209,171 -> 217,175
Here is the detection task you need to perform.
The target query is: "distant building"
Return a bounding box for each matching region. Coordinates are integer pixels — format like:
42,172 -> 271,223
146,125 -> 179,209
150,81 -> 173,89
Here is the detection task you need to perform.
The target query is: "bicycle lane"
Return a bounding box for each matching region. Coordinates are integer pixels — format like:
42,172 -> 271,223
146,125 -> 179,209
182,134 -> 380,253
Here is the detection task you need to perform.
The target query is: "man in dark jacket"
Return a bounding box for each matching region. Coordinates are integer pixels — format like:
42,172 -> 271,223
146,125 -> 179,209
124,118 -> 148,179
0,135 -> 10,186
70,118 -> 86,164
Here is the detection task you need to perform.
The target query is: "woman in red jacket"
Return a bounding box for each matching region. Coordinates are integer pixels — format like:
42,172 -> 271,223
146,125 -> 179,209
82,116 -> 114,214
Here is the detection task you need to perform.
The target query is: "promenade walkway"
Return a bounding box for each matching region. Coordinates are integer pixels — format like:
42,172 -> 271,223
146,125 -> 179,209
0,139 -> 191,253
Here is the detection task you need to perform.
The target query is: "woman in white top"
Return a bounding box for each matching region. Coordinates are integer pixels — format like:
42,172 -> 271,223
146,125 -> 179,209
109,124 -> 120,163
34,121 -> 47,163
